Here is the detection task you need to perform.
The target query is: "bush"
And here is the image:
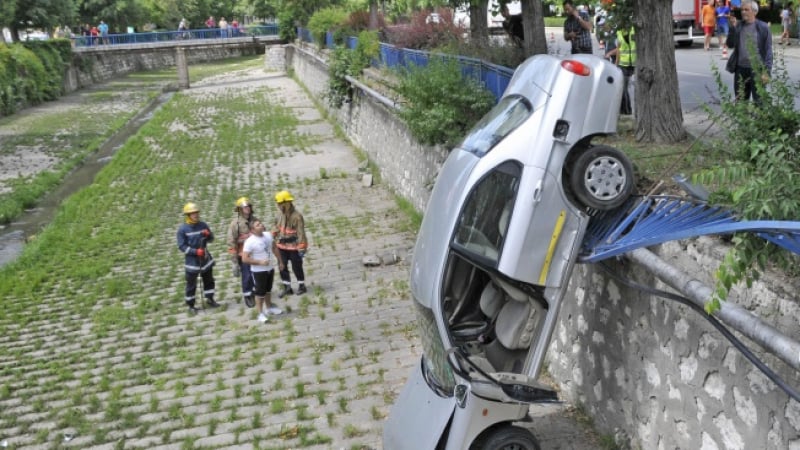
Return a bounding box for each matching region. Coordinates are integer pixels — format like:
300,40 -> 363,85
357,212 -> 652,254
696,56 -> 800,311
307,7 -> 348,48
327,30 -> 381,108
396,57 -> 495,147
278,9 -> 297,41
0,40 -> 70,116
382,9 -> 465,50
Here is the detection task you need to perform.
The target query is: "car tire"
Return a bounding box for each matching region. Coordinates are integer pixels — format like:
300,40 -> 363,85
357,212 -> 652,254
569,145 -> 634,210
471,425 -> 541,450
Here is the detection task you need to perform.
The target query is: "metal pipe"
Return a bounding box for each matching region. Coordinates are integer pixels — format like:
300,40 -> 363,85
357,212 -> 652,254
627,247 -> 800,371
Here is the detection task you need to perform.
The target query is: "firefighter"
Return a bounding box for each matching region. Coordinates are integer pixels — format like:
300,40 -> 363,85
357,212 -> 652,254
272,191 -> 308,297
227,196 -> 259,307
177,202 -> 219,314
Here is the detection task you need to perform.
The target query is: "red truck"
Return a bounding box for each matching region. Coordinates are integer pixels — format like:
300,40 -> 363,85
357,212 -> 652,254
673,0 -> 706,46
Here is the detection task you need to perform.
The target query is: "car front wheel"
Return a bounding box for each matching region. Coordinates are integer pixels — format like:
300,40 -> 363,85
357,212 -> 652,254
569,145 -> 634,210
471,425 -> 541,450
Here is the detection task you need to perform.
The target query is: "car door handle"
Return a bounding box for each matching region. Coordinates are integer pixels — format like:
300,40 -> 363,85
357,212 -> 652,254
532,179 -> 543,203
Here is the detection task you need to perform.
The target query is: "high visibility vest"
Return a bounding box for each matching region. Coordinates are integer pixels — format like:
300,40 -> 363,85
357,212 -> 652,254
617,29 -> 636,67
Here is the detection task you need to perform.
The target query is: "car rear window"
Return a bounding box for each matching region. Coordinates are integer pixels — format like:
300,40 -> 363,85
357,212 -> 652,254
459,95 -> 532,156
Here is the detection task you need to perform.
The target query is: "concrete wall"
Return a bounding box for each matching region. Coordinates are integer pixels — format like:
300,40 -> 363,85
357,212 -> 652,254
287,44 -> 800,450
65,40 -> 267,93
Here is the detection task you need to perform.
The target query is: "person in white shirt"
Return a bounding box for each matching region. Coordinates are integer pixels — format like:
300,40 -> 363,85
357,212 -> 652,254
241,220 -> 284,323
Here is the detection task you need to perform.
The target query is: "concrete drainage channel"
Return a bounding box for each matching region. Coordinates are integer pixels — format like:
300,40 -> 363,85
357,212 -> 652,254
0,91 -> 174,269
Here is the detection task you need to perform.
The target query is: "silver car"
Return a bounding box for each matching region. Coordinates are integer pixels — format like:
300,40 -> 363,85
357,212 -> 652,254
384,54 -> 634,449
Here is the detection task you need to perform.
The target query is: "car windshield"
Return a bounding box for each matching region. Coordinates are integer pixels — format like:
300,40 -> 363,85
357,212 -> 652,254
459,95 -> 532,156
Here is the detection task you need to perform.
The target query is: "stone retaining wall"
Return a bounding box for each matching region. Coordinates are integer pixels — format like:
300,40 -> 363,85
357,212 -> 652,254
287,44 -> 800,449
65,40 -> 266,93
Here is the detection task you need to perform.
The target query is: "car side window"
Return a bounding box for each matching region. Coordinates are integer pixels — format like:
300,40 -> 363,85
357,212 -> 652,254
452,162 -> 521,265
460,96 -> 532,156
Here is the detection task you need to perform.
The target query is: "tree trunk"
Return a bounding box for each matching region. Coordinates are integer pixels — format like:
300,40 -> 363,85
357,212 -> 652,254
521,0 -> 547,56
470,0 -> 490,47
369,1 -> 378,30
634,0 -> 686,143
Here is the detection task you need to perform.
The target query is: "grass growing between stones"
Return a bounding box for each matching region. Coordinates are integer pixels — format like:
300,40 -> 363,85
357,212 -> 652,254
0,57 -> 418,448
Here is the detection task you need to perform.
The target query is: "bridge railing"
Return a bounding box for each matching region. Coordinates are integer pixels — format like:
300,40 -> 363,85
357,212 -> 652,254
296,27 -> 513,102
71,24 -> 279,47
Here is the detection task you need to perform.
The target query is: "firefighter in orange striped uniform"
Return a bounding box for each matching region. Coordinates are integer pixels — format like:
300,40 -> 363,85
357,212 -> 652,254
227,197 -> 259,307
272,190 -> 308,297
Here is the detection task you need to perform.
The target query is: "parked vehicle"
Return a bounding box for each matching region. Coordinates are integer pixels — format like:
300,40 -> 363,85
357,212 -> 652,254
383,54 -> 634,449
674,0 -> 705,47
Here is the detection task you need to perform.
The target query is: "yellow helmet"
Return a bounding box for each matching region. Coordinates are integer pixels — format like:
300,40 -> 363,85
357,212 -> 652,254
235,196 -> 251,210
275,190 -> 294,204
182,202 -> 199,214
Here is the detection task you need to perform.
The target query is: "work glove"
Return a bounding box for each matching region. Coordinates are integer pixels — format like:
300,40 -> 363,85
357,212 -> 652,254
196,248 -> 205,258
232,261 -> 241,278
201,229 -> 211,237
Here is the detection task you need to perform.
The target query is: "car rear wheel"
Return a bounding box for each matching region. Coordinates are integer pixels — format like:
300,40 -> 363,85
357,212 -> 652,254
471,425 -> 541,450
569,145 -> 634,210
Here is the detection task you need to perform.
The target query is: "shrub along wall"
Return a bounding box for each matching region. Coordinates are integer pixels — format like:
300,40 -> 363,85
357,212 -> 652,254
0,40 -> 71,117
286,42 -> 800,449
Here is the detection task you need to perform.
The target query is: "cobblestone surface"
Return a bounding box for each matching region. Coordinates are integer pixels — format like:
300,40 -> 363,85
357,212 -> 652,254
0,67 -> 602,449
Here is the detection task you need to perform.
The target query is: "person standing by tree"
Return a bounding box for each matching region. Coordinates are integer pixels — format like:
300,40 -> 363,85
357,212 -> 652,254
606,27 -> 636,115
563,0 -> 593,54
726,0 -> 772,103
703,0 -> 718,51
177,202 -> 220,314
227,197 -> 259,308
241,220 -> 283,324
272,190 -> 308,297
501,4 -> 524,47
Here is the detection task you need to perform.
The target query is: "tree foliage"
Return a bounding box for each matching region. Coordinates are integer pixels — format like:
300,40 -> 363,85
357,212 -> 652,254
2,0 -> 76,41
396,57 -> 495,147
695,56 -> 800,313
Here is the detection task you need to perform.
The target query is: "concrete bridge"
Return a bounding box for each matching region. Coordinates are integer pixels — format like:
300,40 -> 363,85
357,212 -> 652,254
65,35 -> 283,92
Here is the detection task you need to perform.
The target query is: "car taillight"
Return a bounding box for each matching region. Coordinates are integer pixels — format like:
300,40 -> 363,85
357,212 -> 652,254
561,60 -> 591,76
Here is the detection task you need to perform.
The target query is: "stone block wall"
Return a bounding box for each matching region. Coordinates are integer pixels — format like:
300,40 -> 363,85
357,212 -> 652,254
287,44 -> 800,450
65,41 -> 266,93
548,237 -> 800,449
286,44 -> 447,213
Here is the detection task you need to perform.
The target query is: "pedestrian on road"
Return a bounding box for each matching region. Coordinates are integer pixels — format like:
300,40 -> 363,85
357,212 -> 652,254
241,220 -> 284,323
703,0 -> 718,51
726,0 -> 773,103
227,197 -> 259,307
781,3 -> 793,46
717,0 -> 731,51
177,202 -> 219,314
563,0 -> 593,54
273,190 -> 308,297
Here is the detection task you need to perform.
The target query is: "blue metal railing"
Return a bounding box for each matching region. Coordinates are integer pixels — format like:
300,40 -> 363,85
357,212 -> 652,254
580,196 -> 800,263
71,25 -> 278,47
296,27 -> 514,102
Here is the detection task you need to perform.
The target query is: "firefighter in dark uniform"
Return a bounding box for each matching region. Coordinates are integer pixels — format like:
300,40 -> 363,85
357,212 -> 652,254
177,202 -> 219,314
227,197 -> 259,307
272,191 -> 308,297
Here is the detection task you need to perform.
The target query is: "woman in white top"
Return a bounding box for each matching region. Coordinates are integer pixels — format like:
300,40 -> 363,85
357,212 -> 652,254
242,220 -> 285,323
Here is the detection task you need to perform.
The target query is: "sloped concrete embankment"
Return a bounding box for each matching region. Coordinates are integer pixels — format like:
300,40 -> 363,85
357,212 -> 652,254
285,43 -> 800,449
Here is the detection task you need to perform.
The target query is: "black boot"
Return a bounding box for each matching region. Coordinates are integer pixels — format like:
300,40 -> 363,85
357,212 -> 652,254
187,302 -> 200,315
244,295 -> 255,308
279,285 -> 293,298
206,297 -> 220,308
296,284 -> 307,295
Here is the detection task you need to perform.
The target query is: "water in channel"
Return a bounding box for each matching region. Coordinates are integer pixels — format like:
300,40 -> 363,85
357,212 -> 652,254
0,92 -> 174,269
